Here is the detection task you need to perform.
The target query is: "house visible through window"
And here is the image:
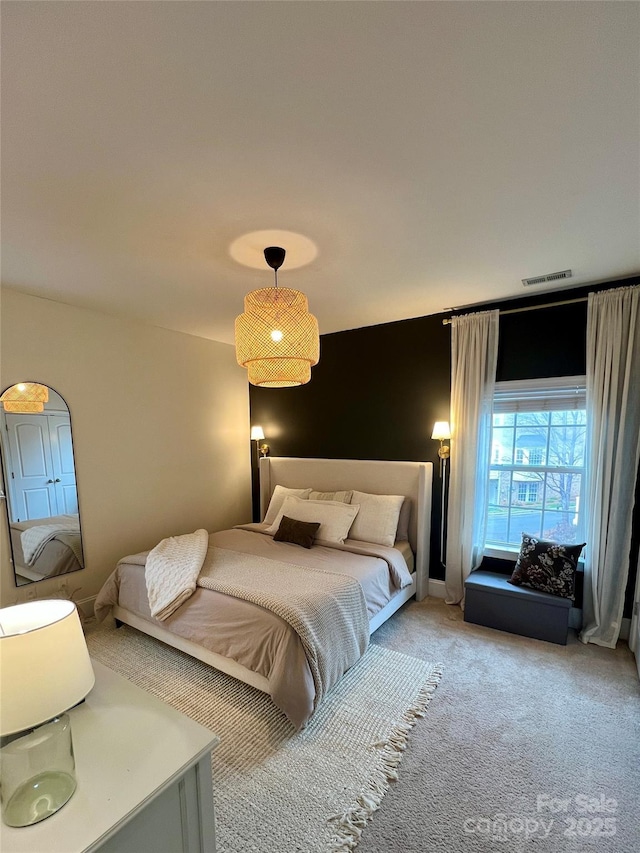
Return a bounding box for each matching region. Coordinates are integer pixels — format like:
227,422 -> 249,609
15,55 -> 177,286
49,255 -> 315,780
487,376 -> 586,553
517,482 -> 539,503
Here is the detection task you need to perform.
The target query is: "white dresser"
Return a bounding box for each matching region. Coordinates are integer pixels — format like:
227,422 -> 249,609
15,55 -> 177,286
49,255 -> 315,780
1,660 -> 219,853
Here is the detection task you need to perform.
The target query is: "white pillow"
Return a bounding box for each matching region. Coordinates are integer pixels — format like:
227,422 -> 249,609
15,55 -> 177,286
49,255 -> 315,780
263,485 -> 312,526
267,496 -> 360,545
348,491 -> 405,548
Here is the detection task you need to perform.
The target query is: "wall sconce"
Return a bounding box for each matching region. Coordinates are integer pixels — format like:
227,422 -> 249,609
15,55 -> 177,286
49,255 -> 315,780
431,421 -> 451,567
250,425 -> 269,457
0,600 -> 95,827
431,421 -> 451,477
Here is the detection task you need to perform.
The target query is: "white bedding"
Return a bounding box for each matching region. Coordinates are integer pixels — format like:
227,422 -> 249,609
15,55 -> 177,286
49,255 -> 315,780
96,457 -> 433,728
20,514 -> 81,567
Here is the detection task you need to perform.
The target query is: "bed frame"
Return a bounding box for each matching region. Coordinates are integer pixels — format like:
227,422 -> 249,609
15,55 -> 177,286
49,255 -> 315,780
113,457 -> 433,697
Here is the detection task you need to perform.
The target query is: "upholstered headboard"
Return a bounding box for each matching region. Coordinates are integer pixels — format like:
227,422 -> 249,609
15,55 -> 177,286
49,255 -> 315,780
259,457 -> 433,600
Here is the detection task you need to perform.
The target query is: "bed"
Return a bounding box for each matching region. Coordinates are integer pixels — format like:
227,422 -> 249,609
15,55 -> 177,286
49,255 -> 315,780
10,513 -> 84,584
95,458 -> 432,728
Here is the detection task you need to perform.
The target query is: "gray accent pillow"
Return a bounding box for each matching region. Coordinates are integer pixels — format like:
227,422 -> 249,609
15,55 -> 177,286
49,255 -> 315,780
309,490 -> 353,504
396,497 -> 411,541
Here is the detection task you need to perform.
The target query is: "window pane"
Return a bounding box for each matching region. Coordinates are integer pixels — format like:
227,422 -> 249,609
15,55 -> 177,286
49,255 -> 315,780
547,426 -> 585,467
492,427 -> 514,463
542,512 -> 582,545
512,472 -> 543,501
515,425 -> 547,466
543,471 -> 581,510
487,505 -> 510,546
516,411 -> 550,427
509,507 -> 542,541
551,409 -> 586,426
493,412 -> 515,427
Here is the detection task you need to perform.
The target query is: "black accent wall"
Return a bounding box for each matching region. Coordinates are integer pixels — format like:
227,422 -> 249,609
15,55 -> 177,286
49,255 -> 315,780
249,275 -> 640,617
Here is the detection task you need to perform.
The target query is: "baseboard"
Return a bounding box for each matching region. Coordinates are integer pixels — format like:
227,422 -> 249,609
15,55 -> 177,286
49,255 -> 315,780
77,595 -> 96,621
569,607 -> 582,631
428,578 -> 447,599
568,611 -> 630,640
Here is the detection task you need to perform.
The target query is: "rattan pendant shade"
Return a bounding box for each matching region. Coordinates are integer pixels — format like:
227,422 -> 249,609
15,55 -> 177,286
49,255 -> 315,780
235,247 -> 320,387
0,383 -> 49,413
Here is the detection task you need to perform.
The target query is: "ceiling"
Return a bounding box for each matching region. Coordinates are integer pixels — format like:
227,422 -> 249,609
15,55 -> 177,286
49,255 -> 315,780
2,2 -> 639,346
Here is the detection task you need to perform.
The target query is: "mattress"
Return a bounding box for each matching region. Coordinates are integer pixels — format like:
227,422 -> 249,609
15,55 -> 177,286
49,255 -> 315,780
10,515 -> 83,582
96,526 -> 414,728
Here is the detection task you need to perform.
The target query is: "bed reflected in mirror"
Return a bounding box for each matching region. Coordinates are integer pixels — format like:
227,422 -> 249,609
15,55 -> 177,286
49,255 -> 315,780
0,383 -> 84,586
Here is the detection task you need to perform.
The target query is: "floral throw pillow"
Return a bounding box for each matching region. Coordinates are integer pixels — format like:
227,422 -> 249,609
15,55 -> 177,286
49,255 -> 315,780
508,534 -> 585,600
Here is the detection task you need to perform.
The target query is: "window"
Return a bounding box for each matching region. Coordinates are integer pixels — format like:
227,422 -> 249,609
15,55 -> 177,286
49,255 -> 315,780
517,482 -> 539,503
486,376 -> 586,553
529,448 -> 544,465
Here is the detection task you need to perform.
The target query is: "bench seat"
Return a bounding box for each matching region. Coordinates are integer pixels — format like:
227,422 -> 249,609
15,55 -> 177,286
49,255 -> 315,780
464,570 -> 571,645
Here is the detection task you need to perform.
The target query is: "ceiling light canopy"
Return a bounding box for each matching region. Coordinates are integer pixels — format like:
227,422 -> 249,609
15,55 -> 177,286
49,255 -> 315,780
235,246 -> 319,388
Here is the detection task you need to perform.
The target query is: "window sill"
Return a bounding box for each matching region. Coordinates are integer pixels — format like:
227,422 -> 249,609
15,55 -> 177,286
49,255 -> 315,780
484,546 -> 585,572
484,546 -> 518,561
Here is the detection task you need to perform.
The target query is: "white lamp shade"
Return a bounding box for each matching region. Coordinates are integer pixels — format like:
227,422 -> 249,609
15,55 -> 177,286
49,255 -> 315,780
0,600 -> 95,736
431,421 -> 451,441
250,425 -> 265,441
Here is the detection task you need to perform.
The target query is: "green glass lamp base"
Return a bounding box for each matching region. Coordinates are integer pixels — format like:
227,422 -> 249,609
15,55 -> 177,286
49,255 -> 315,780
2,770 -> 77,827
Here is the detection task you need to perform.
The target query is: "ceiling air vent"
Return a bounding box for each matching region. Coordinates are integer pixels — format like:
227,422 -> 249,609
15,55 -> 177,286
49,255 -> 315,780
522,269 -> 572,287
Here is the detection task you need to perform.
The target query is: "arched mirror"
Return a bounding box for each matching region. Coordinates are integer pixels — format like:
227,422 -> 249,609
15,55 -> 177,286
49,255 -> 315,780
0,383 -> 84,587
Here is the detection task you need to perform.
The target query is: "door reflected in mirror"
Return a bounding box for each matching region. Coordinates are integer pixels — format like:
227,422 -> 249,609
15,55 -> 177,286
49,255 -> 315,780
0,384 -> 84,586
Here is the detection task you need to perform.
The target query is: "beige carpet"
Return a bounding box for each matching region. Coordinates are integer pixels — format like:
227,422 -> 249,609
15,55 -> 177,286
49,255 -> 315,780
361,597 -> 640,853
86,621 -> 442,853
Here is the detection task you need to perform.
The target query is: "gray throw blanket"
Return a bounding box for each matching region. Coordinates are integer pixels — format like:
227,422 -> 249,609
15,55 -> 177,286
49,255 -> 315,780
198,546 -> 369,710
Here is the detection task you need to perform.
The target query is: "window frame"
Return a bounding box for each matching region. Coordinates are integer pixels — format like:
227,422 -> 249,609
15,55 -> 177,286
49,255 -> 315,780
485,375 -> 586,559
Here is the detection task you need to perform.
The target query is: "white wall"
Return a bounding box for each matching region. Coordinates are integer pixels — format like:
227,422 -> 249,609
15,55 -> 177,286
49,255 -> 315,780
0,289 -> 252,608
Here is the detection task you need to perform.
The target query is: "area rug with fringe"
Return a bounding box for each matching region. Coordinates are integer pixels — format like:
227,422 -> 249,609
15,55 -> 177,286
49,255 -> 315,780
86,622 -> 442,853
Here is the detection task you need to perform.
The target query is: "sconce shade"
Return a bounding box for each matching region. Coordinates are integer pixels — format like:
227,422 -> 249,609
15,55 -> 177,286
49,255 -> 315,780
0,600 -> 95,736
431,421 -> 451,441
250,425 -> 265,441
1,383 -> 49,414
235,286 -> 320,388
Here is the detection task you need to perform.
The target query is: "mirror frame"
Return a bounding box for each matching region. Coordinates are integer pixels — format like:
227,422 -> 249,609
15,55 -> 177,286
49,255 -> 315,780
0,383 -> 84,587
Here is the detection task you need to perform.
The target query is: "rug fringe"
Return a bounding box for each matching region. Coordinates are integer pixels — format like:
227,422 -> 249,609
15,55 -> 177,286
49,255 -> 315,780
328,663 -> 444,852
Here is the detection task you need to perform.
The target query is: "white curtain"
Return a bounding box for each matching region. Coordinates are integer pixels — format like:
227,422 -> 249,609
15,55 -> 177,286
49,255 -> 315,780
445,310 -> 499,604
580,285 -> 640,648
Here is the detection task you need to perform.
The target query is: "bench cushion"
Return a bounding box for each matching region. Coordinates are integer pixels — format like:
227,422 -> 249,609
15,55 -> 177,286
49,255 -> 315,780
464,570 -> 571,644
466,570 -> 571,608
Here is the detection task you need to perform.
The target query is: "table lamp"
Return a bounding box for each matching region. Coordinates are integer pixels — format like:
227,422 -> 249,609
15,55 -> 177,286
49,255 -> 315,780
0,600 -> 95,827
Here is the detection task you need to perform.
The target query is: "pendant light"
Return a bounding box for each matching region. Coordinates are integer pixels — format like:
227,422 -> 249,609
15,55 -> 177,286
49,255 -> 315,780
235,246 -> 319,387
1,383 -> 49,413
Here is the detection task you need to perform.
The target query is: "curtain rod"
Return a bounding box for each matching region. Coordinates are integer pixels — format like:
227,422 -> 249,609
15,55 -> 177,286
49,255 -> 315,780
442,295 -> 588,325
